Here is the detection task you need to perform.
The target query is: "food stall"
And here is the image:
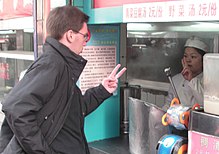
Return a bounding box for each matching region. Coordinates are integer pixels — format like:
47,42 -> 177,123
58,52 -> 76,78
0,0 -> 219,153
85,0 -> 219,153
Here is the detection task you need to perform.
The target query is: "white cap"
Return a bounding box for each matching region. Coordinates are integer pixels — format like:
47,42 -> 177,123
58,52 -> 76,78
184,36 -> 208,53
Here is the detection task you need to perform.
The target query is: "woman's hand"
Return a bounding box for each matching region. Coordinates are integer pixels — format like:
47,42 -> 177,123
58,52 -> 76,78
181,58 -> 193,81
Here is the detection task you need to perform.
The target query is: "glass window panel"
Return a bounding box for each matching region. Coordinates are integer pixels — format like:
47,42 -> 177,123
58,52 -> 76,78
127,22 -> 218,83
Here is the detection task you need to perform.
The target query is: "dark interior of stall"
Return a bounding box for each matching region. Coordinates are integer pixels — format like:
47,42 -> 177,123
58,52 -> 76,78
126,22 -> 216,83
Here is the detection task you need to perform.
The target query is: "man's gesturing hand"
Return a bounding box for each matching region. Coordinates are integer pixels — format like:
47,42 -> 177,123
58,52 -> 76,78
102,64 -> 127,94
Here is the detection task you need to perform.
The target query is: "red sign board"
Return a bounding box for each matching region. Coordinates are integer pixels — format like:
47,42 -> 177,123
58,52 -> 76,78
188,131 -> 219,154
93,0 -> 181,8
0,0 -> 32,20
0,62 -> 9,80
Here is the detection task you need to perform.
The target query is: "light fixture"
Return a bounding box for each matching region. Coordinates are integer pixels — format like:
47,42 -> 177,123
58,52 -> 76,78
190,22 -> 219,28
127,23 -> 152,31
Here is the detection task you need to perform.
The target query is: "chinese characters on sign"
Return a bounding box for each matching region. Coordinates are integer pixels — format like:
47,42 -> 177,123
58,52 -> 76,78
123,0 -> 218,22
0,63 -> 9,80
0,0 -> 32,20
188,131 -> 219,154
80,46 -> 116,93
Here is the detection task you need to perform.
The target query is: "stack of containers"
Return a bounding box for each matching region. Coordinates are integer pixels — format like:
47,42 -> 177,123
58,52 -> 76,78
157,98 -> 189,154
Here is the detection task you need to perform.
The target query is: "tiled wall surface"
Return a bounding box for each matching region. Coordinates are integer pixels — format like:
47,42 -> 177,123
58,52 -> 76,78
141,88 -> 168,108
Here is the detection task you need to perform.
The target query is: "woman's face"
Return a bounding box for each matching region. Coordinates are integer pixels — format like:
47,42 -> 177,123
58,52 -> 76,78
183,47 -> 203,75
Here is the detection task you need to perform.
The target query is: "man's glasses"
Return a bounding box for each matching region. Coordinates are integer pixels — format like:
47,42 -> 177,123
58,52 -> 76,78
73,30 -> 90,42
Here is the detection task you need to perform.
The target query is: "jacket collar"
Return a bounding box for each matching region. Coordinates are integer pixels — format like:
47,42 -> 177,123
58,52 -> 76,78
44,37 -> 87,79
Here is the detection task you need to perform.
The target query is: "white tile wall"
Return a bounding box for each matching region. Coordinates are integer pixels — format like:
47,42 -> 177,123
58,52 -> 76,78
141,89 -> 167,108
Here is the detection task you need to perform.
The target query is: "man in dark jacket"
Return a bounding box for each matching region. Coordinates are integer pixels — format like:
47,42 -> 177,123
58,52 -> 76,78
0,5 -> 126,154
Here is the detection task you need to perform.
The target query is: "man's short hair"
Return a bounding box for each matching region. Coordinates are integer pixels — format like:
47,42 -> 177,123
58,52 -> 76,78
46,6 -> 89,40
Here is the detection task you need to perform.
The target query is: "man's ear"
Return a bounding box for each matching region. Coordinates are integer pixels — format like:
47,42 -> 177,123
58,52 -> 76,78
66,30 -> 75,43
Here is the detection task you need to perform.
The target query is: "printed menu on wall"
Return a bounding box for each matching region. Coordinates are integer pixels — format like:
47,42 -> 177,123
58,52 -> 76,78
79,25 -> 119,94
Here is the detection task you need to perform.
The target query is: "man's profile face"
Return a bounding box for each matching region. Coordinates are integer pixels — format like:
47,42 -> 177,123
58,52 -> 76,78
71,23 -> 89,55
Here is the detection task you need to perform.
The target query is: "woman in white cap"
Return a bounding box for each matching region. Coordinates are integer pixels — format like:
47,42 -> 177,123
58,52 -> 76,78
163,36 -> 208,111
